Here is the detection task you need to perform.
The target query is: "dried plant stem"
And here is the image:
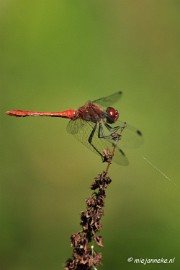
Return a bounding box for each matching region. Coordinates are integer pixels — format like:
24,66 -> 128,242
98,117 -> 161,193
64,125 -> 126,270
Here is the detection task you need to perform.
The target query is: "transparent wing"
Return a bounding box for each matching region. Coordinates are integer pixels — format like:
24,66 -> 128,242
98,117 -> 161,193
92,91 -> 123,107
66,118 -> 129,166
113,148 -> 129,166
109,120 -> 143,148
66,118 -> 85,135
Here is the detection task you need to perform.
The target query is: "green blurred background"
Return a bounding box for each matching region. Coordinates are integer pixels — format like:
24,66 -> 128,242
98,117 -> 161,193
1,1 -> 180,269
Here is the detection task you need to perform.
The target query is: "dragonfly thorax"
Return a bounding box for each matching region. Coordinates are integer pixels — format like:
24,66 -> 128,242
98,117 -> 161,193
77,103 -> 105,123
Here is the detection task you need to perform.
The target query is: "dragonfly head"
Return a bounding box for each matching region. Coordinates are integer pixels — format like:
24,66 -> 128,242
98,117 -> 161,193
106,107 -> 119,124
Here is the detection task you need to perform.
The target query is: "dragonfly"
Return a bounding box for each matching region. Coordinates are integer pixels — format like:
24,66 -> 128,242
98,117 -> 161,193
6,91 -> 143,165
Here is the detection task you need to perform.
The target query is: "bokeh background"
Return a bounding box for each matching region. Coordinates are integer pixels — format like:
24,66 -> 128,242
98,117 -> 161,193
1,1 -> 180,269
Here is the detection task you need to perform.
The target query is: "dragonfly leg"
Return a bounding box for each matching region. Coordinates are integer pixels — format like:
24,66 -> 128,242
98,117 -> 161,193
98,123 -> 118,163
99,122 -> 125,145
88,123 -> 104,158
104,122 -> 120,132
99,122 -> 122,140
98,122 -> 112,139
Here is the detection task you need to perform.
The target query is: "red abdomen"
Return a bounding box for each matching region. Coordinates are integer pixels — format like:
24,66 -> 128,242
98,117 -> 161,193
6,109 -> 77,119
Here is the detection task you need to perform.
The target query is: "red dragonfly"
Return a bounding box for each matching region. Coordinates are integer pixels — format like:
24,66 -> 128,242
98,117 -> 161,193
6,91 -> 143,165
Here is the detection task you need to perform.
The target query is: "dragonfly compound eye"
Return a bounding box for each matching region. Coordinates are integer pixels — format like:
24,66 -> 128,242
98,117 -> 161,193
106,107 -> 119,124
